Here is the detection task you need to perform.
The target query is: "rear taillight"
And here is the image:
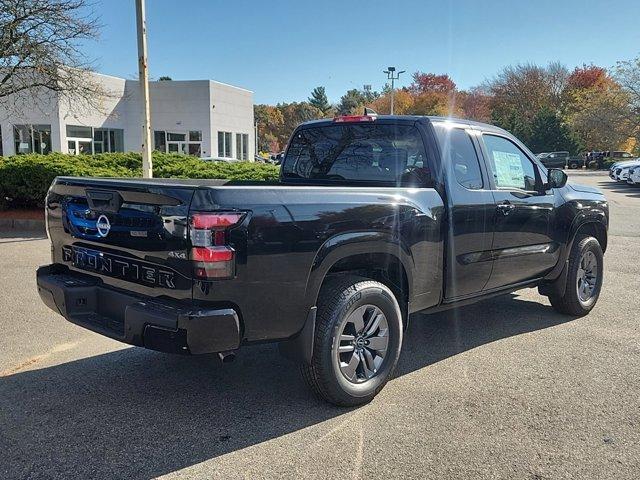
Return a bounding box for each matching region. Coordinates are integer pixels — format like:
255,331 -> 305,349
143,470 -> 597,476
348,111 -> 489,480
189,212 -> 244,279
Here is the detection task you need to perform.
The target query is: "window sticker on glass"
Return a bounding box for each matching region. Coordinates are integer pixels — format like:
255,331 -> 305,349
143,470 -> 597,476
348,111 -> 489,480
492,151 -> 525,189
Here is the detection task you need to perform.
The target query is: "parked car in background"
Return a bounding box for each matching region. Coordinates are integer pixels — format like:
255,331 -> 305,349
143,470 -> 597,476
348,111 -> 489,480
537,151 -> 569,169
627,166 -> 640,185
610,160 -> 640,181
611,151 -> 635,160
567,154 -> 585,169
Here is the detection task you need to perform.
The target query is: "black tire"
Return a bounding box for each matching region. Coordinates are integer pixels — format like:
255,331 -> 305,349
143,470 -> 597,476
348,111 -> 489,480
548,236 -> 604,316
301,275 -> 403,407
569,162 -> 579,169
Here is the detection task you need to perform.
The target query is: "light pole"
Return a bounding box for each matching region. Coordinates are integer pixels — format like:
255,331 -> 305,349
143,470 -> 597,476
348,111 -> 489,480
136,0 -> 153,178
383,67 -> 405,115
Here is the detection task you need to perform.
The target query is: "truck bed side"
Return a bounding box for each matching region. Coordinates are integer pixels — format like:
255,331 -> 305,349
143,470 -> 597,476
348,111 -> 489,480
190,185 -> 445,342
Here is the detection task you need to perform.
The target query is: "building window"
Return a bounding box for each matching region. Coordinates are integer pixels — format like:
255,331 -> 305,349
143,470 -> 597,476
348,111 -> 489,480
66,125 -> 123,155
225,132 -> 232,157
14,124 -> 52,154
66,124 -> 93,155
167,132 -> 186,142
66,125 -> 92,138
236,133 -> 249,160
154,130 -> 202,156
167,132 -> 186,154
188,131 -> 202,156
93,128 -> 124,153
188,143 -> 202,156
218,131 -> 232,158
154,131 -> 166,152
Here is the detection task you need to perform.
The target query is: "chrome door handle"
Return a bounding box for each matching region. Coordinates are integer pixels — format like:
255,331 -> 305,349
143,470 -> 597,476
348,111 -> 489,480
497,202 -> 516,215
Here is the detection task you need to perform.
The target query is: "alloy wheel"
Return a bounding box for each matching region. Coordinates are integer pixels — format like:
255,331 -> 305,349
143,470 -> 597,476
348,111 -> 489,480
577,250 -> 598,303
334,305 -> 389,384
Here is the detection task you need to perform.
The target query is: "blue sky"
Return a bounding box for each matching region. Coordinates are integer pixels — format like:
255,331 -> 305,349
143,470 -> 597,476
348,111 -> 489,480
85,0 -> 640,104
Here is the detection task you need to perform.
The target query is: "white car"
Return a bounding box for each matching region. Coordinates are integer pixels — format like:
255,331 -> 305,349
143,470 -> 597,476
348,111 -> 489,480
609,159 -> 636,178
611,160 -> 640,181
627,165 -> 640,185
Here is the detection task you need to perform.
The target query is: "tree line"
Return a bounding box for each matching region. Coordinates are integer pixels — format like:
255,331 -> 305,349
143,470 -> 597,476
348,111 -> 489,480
255,57 -> 640,155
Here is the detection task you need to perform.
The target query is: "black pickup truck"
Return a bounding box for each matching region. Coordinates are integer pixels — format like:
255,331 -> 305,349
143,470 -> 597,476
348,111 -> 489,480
37,114 -> 608,406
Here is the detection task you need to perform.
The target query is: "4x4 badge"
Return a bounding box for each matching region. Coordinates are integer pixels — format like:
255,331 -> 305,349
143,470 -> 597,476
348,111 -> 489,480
96,215 -> 111,237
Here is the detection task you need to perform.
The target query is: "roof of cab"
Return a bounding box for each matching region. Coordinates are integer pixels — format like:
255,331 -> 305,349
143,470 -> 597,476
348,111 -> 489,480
297,114 -> 509,135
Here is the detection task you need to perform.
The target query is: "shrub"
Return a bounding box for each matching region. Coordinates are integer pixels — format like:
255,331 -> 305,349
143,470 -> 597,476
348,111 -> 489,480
0,152 -> 280,209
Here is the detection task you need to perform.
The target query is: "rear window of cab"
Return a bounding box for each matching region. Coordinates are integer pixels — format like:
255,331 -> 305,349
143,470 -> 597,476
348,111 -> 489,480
282,124 -> 432,186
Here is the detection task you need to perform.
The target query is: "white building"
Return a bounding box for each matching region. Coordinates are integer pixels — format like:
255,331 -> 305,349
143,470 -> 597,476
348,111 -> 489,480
0,72 -> 255,160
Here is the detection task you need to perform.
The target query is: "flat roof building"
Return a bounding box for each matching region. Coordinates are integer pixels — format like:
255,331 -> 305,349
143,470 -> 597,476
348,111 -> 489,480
0,72 -> 255,161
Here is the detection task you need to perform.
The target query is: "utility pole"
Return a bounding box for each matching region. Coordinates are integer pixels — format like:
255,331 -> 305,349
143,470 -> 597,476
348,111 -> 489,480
383,67 -> 405,115
136,0 -> 153,178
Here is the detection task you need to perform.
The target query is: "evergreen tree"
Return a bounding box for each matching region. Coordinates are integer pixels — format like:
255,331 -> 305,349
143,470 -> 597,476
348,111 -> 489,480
308,86 -> 331,114
337,89 -> 366,115
529,107 -> 578,154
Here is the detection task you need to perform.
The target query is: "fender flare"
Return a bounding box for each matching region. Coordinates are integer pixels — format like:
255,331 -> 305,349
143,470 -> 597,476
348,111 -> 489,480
566,211 -> 608,254
280,231 -> 414,365
303,231 -> 415,310
540,214 -> 607,296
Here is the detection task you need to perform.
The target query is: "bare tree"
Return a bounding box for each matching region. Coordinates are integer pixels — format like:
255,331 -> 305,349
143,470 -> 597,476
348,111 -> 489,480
0,0 -> 108,116
614,56 -> 640,149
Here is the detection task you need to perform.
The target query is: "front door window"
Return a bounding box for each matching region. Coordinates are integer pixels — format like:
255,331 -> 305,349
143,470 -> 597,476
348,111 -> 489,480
483,135 -> 539,191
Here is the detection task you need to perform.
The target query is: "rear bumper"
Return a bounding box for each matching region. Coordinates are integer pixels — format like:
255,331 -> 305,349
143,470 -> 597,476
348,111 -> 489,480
36,264 -> 241,354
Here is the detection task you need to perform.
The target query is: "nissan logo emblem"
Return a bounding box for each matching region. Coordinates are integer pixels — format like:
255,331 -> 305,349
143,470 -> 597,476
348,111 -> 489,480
96,214 -> 111,237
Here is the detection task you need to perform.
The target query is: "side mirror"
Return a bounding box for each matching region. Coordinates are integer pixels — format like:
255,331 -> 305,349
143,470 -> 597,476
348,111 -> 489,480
547,168 -> 568,189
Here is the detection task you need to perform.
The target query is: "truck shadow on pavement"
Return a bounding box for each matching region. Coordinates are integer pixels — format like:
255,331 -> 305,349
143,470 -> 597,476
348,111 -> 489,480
597,180 -> 640,199
0,293 -> 573,479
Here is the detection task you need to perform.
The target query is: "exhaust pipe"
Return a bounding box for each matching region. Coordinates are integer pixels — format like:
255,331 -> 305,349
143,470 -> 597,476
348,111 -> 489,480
218,350 -> 236,363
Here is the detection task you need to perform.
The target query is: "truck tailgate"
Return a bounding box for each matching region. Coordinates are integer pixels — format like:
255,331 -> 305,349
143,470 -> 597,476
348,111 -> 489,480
46,177 -> 196,302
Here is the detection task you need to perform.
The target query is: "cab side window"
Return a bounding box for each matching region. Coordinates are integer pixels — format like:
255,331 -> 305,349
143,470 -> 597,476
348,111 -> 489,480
483,134 -> 538,191
437,127 -> 483,190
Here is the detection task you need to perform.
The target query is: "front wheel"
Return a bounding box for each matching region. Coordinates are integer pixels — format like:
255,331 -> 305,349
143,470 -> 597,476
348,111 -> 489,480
548,236 -> 604,316
301,276 -> 403,407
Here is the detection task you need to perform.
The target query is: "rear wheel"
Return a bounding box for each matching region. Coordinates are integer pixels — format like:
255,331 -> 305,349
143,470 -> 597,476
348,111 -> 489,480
548,236 -> 603,316
301,276 -> 403,406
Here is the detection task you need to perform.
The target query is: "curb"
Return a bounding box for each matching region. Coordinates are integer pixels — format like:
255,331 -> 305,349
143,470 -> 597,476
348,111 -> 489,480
0,218 -> 46,231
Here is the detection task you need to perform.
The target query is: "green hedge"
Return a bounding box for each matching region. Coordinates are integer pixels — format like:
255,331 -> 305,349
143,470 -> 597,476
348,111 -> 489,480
0,152 -> 280,209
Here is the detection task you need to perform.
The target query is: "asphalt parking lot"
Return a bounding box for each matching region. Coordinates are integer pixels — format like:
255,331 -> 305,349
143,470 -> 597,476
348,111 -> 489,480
1,171 -> 639,480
